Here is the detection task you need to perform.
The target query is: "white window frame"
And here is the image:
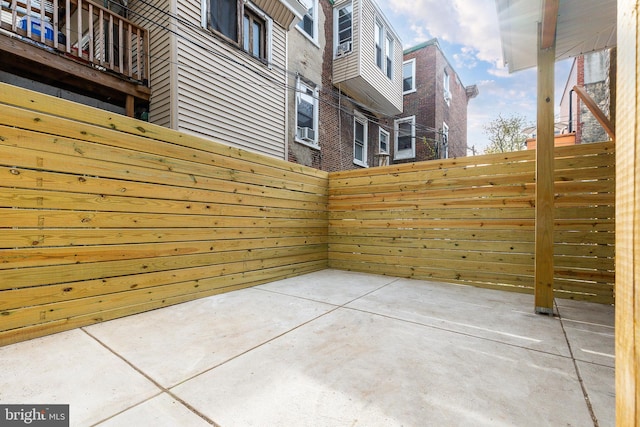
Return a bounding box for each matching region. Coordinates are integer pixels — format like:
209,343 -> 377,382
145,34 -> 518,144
375,19 -> 383,70
201,0 -> 272,65
442,122 -> 449,159
296,0 -> 319,45
374,16 -> 394,80
295,77 -> 320,149
353,113 -> 368,167
403,59 -> 416,94
385,34 -> 393,79
334,2 -> 353,57
394,116 -> 415,160
379,127 -> 389,154
443,69 -> 451,105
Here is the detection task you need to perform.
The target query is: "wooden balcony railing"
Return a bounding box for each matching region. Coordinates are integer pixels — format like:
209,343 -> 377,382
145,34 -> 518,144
0,0 -> 149,85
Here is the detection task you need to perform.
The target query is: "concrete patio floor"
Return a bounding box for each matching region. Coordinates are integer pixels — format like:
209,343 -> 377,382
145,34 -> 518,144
0,269 -> 614,426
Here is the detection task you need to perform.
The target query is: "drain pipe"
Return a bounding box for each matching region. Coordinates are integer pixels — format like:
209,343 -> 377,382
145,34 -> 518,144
568,89 -> 574,133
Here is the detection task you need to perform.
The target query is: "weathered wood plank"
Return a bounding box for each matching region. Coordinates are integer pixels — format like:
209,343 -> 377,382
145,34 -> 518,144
0,125 -> 328,195
0,256 -> 327,311
0,245 -> 328,289
0,94 -> 328,184
0,227 -> 328,249
0,260 -> 327,346
0,236 -> 327,269
0,187 -> 327,219
0,208 -> 328,229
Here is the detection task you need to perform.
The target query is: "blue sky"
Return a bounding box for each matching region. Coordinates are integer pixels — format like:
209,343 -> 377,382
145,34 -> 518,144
375,0 -> 573,154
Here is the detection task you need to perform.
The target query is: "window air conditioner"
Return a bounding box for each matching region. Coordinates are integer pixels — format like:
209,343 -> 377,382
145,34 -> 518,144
444,90 -> 452,103
297,126 -> 316,142
336,40 -> 352,56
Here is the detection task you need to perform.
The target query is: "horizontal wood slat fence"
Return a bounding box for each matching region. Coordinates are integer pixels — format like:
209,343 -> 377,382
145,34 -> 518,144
0,83 -> 615,346
0,83 -> 329,346
328,141 -> 615,304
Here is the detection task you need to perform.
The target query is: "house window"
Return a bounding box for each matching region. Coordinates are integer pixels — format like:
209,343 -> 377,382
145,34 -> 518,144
444,70 -> 451,105
375,20 -> 383,69
206,0 -> 271,62
394,116 -> 415,160
209,0 -> 238,41
297,0 -> 317,41
379,128 -> 389,154
441,122 -> 449,159
335,3 -> 353,56
403,59 -> 415,94
385,35 -> 393,79
354,115 -> 368,167
296,78 -> 319,147
243,8 -> 265,58
374,18 -> 394,80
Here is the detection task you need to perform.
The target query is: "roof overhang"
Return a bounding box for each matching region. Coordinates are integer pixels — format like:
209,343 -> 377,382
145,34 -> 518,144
252,0 -> 307,29
495,0 -> 617,73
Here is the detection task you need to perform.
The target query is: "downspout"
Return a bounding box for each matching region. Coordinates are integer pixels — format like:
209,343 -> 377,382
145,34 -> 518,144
568,89 -> 574,133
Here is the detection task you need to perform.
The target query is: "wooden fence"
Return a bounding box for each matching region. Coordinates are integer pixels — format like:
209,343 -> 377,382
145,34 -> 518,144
329,142 -> 615,304
0,83 -> 615,346
0,84 -> 329,346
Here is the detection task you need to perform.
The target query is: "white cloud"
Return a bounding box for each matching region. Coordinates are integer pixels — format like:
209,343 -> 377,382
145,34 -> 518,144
386,0 -> 503,66
381,0 -> 519,78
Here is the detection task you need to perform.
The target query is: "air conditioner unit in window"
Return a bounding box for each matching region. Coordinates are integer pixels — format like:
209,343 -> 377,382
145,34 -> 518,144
297,126 -> 316,142
336,40 -> 352,56
444,90 -> 452,103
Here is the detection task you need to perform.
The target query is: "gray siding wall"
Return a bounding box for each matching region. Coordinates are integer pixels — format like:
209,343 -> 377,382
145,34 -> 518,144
173,0 -> 288,159
132,0 -> 174,128
333,0 -> 361,82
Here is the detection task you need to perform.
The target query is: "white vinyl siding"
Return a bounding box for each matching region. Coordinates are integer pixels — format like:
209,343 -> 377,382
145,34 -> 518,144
332,0 -> 402,115
333,0 -> 359,80
134,0 -> 174,128
358,0 -> 401,107
167,0 -> 287,159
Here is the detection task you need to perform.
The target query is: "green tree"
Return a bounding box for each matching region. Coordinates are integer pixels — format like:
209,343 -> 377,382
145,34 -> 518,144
483,114 -> 528,154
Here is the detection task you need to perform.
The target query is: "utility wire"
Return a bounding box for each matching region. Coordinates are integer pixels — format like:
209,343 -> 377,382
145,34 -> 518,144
105,0 -> 446,138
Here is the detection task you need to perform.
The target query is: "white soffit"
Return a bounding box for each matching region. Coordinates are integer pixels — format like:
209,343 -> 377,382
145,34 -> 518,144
496,0 -> 617,73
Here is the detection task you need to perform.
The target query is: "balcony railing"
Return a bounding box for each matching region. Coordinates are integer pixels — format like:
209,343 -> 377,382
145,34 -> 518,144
0,0 -> 149,85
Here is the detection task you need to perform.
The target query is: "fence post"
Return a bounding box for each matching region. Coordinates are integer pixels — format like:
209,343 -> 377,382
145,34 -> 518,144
534,22 -> 555,314
615,0 -> 639,423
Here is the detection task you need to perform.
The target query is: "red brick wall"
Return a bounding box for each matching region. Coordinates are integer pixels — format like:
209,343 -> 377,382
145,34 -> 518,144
393,42 -> 470,164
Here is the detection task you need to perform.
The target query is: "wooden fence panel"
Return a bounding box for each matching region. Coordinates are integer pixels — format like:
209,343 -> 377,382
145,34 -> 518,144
0,84 -> 329,346
328,141 -> 615,304
0,83 -> 616,347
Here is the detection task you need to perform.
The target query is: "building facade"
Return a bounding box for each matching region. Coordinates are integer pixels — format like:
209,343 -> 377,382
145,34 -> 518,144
395,39 -> 477,163
287,0 -> 403,171
138,0 -> 306,159
559,49 -> 616,144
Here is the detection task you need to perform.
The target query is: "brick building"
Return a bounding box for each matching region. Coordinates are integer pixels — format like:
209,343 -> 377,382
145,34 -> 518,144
394,39 -> 478,163
287,0 -> 403,172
